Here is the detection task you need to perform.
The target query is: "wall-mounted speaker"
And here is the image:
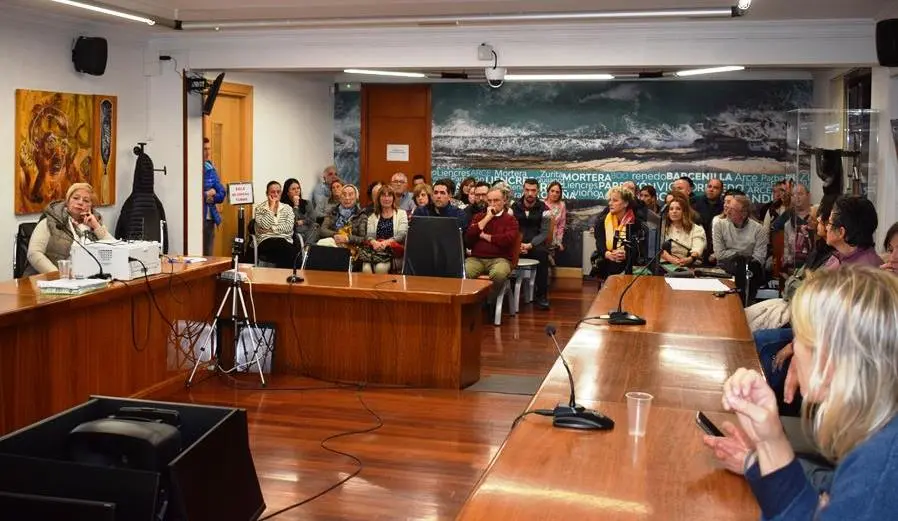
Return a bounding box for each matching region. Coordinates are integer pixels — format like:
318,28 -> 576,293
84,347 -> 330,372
72,36 -> 108,76
876,19 -> 898,67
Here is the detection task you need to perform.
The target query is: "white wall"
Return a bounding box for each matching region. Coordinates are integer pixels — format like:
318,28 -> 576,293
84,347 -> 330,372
871,67 -> 898,249
0,11 -> 155,278
175,71 -> 334,254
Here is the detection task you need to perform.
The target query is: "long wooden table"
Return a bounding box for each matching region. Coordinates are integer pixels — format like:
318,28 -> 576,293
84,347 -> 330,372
235,266 -> 492,388
457,275 -> 762,520
0,259 -> 231,435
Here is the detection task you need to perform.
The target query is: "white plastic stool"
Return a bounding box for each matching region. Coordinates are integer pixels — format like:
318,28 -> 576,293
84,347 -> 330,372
514,258 -> 540,309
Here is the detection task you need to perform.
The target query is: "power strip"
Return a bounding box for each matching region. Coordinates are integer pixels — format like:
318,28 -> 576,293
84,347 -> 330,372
220,269 -> 249,282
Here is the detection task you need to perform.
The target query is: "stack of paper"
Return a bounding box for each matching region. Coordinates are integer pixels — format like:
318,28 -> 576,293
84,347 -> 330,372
664,278 -> 730,292
37,278 -> 110,295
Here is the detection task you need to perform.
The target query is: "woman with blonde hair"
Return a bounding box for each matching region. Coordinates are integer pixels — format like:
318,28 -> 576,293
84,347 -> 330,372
359,184 -> 408,273
25,182 -> 112,276
591,185 -> 643,279
721,266 -> 898,519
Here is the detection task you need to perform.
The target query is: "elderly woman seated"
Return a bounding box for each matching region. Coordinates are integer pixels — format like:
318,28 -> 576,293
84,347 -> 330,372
25,183 -> 112,276
317,184 -> 367,252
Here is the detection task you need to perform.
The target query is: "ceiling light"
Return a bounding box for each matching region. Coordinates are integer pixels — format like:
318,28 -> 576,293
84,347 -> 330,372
505,73 -> 615,81
675,65 -> 746,77
179,4 -> 748,31
737,0 -> 752,10
344,69 -> 427,78
50,0 -> 157,25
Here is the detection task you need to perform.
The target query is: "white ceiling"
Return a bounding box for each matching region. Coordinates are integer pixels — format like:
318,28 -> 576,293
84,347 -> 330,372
26,0 -> 897,23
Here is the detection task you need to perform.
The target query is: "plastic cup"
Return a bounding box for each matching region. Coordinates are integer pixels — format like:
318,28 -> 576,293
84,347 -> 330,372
58,259 -> 72,279
626,391 -> 654,436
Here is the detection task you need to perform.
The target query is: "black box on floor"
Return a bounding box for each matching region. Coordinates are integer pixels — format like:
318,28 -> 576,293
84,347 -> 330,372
0,396 -> 265,521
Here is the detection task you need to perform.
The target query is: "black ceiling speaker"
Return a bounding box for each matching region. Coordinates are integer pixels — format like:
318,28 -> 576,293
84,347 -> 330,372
203,73 -> 226,115
72,36 -> 108,76
876,19 -> 898,67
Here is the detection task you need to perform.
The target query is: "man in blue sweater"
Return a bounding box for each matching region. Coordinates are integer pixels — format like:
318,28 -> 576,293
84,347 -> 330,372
202,138 -> 226,256
412,179 -> 466,228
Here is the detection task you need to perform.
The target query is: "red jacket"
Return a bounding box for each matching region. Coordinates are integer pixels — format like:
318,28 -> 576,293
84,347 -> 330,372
465,210 -> 519,261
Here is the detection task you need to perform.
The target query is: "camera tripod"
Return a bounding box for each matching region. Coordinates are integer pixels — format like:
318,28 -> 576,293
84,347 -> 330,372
186,244 -> 267,387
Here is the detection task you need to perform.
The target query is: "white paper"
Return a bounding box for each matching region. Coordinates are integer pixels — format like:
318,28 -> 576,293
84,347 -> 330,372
228,182 -> 254,205
664,278 -> 730,292
386,144 -> 410,162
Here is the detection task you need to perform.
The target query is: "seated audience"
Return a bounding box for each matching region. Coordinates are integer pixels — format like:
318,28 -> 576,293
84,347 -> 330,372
311,164 -> 339,216
592,185 -> 643,279
25,182 -> 112,276
693,178 -> 724,261
719,266 -> 898,520
773,183 -> 813,271
512,178 -> 551,309
638,184 -> 659,214
543,181 -> 568,253
821,195 -> 881,269
390,172 -> 416,213
411,183 -> 434,214
463,181 -> 490,227
713,194 -> 768,302
882,222 -> 898,273
323,178 -> 343,215
359,184 -> 408,274
282,178 -> 317,246
661,191 -> 706,267
456,176 -> 476,206
412,179 -> 466,228
758,178 -> 789,229
411,174 -> 426,187
672,176 -> 696,205
363,181 -> 383,216
464,188 -> 519,306
253,181 -> 299,269
318,184 -> 367,253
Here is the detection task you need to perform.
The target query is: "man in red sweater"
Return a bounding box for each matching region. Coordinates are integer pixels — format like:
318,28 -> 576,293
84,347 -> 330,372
465,188 -> 519,304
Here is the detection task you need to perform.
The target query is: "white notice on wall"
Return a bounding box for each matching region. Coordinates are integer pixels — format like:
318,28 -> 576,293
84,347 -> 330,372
386,144 -> 410,162
228,182 -> 254,205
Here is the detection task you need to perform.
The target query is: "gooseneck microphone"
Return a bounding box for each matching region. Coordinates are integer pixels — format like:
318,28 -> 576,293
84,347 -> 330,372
608,241 -> 666,326
44,212 -> 111,279
544,324 -> 614,431
286,248 -> 305,284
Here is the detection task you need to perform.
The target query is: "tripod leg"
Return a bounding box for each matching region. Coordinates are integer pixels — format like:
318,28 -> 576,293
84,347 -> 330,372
186,286 -> 233,387
236,286 -> 267,386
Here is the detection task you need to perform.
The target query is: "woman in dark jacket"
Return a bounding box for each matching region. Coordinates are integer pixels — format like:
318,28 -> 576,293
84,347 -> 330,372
281,178 -> 317,246
592,185 -> 644,279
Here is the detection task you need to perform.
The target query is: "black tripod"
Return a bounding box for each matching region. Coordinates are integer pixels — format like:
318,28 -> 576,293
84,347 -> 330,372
186,240 -> 266,387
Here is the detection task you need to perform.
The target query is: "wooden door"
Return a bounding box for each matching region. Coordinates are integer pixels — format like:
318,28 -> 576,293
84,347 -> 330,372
361,85 -> 431,205
203,82 -> 253,257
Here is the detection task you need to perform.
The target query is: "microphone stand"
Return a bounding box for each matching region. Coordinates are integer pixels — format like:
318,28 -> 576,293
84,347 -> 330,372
286,247 -> 306,284
545,325 -> 614,431
608,241 -> 666,326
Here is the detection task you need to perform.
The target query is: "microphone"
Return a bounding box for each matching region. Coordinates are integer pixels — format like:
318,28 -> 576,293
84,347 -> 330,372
46,212 -> 110,279
608,237 -> 666,326
286,247 -> 305,284
544,324 -> 614,431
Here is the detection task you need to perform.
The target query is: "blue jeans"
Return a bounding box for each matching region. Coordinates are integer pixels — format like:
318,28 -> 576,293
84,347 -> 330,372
754,327 -> 794,390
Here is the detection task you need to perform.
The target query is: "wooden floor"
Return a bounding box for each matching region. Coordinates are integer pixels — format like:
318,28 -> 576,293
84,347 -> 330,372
152,281 -> 598,521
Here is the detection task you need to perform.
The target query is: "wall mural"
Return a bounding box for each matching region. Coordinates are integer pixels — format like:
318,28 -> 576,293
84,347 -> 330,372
15,89 -> 117,215
334,80 -> 812,268
334,91 -> 361,186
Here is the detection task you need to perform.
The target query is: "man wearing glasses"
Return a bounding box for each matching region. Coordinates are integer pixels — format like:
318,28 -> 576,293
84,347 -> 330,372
391,172 -> 416,213
712,194 -> 768,304
465,189 -> 519,309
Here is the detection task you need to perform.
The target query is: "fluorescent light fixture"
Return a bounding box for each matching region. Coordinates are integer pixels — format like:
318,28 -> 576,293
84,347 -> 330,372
675,65 -> 746,77
180,5 -> 747,31
344,69 -> 427,78
50,0 -> 156,25
737,0 -> 752,10
506,73 -> 615,81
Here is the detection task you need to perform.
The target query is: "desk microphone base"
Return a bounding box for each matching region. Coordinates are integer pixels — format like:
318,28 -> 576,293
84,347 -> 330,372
608,310 -> 646,326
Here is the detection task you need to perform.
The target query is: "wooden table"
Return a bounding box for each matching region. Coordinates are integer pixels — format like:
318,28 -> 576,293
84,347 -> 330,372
582,275 -> 752,341
236,266 -> 492,388
456,275 -> 761,520
0,259 -> 230,435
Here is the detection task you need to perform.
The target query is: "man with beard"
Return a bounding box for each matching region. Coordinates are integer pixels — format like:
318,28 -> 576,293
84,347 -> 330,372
412,178 -> 466,228
694,178 -> 725,262
463,181 -> 490,229
511,179 -> 551,309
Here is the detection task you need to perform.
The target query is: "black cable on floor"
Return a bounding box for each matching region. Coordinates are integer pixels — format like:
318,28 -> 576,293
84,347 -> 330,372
258,390 -> 384,520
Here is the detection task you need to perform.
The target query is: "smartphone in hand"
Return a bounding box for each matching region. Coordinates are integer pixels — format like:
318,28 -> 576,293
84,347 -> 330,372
695,411 -> 724,437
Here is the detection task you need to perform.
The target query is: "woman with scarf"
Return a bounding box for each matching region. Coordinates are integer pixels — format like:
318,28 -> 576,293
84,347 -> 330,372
317,184 -> 367,256
592,185 -> 643,279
